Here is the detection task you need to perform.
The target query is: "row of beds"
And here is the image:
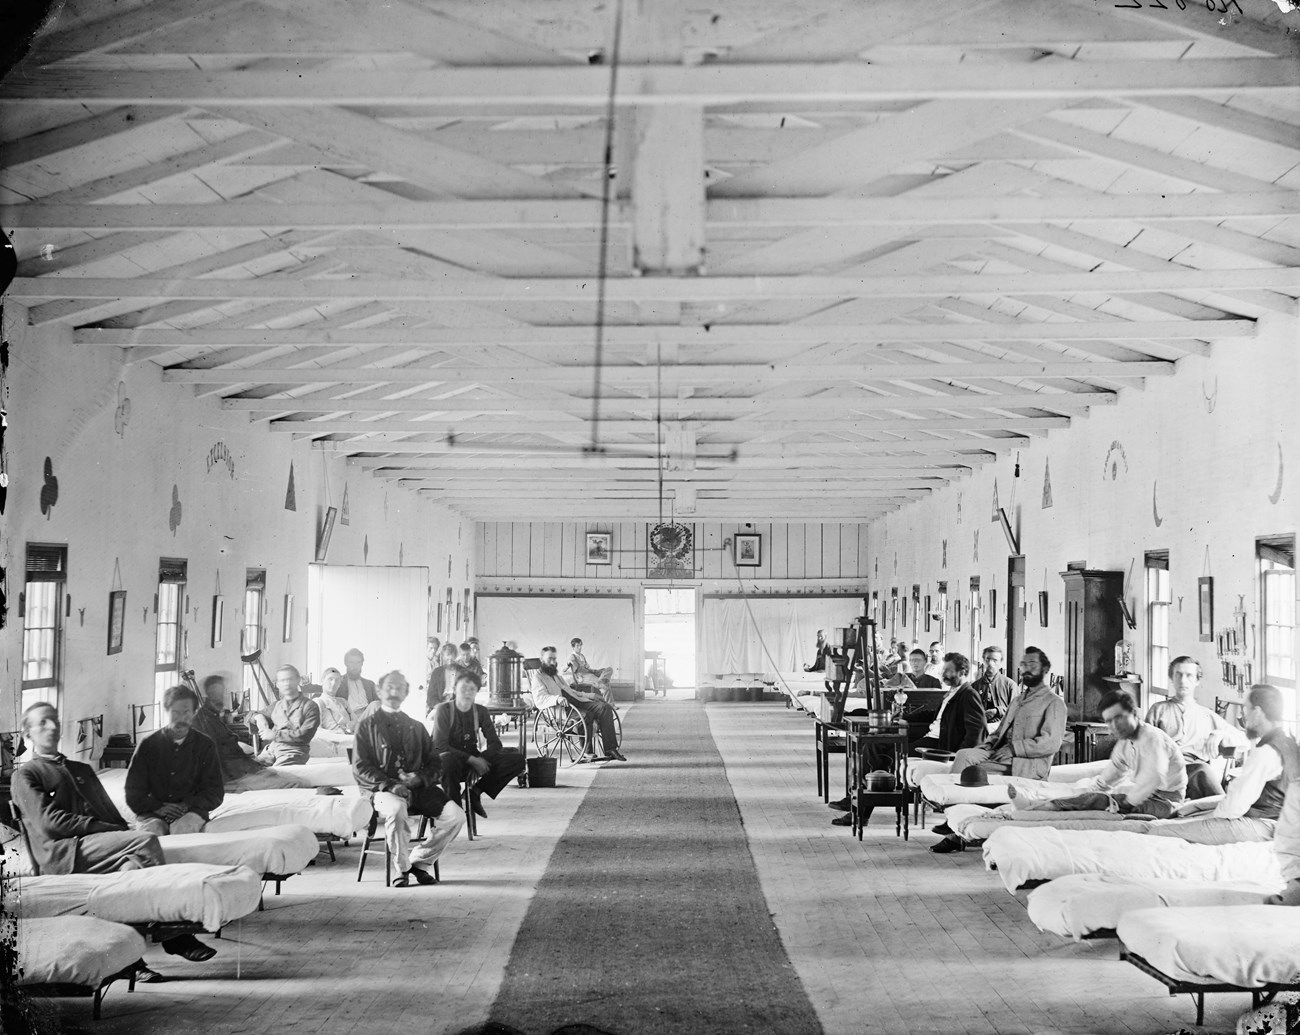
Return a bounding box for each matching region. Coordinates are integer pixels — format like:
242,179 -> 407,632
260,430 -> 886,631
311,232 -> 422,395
4,714 -> 376,1021
782,681 -> 1300,1029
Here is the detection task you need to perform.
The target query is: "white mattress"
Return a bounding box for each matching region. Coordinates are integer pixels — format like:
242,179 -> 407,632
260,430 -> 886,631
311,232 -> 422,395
309,729 -> 355,758
1027,874 -> 1278,941
920,761 -> 1111,807
12,863 -> 264,931
97,767 -> 366,834
159,824 -> 319,874
1118,905 -> 1300,988
949,803 -> 1153,842
274,757 -> 357,787
982,827 -> 1283,893
18,916 -> 146,988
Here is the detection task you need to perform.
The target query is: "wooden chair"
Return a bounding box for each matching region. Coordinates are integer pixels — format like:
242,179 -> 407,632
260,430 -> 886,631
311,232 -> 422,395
355,811 -> 442,886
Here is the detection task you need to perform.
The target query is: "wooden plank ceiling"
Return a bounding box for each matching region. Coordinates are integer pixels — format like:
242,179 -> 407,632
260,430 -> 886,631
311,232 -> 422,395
2,0 -> 1299,521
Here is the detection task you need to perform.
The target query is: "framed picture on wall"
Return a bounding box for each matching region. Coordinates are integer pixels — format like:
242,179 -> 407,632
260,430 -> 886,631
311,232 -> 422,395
437,602 -> 444,631
924,595 -> 931,632
952,601 -> 961,632
456,602 -> 463,628
1038,591 -> 1050,628
282,594 -> 294,643
107,590 -> 126,655
586,531 -> 612,565
210,595 -> 224,648
988,589 -> 997,629
734,533 -> 761,567
1198,576 -> 1214,641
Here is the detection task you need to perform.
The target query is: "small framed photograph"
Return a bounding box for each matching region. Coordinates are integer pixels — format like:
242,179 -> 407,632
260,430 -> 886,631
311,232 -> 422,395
1198,576 -> 1214,642
734,533 -> 762,567
282,594 -> 294,643
211,595 -> 224,647
456,602 -> 463,628
924,595 -> 932,632
1038,591 -> 1050,628
315,506 -> 338,563
437,602 -> 444,631
952,601 -> 962,632
988,589 -> 998,629
107,590 -> 127,655
585,531 -> 612,565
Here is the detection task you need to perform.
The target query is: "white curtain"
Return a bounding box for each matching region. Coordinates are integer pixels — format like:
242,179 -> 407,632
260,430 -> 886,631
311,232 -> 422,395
700,596 -> 862,676
476,595 -> 637,683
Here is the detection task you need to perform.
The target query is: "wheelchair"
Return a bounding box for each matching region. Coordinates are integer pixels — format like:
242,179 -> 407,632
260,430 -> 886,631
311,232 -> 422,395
530,697 -> 623,767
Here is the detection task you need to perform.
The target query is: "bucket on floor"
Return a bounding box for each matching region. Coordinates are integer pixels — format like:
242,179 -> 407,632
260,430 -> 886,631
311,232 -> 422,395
526,756 -> 558,788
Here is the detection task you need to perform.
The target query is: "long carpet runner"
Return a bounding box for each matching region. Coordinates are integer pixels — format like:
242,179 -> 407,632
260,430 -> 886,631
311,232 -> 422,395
486,699 -> 823,1035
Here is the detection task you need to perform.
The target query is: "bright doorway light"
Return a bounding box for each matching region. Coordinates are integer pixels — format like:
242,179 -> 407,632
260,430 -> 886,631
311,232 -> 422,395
644,588 -> 696,697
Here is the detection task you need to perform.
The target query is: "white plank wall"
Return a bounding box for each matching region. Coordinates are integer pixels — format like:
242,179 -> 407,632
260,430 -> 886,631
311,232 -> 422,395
476,522 -> 871,581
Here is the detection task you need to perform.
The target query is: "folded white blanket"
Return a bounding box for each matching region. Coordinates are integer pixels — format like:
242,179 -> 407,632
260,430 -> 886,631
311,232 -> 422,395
1027,874 -> 1277,941
18,916 -> 146,988
13,863 -> 263,931
1118,905 -> 1300,988
982,827 -> 1282,893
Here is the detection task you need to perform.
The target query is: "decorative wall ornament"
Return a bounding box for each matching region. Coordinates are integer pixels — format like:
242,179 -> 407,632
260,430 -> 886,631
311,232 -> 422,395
941,539 -> 948,568
113,383 -> 131,437
1152,481 -> 1164,527
647,522 -> 695,579
284,462 -> 296,511
1202,377 -> 1218,414
956,491 -> 963,525
1268,443 -> 1284,505
168,485 -> 182,535
363,535 -> 370,564
107,590 -> 126,655
210,595 -> 223,647
1103,440 -> 1129,481
340,483 -> 350,524
991,480 -> 999,521
733,533 -> 761,567
206,442 -> 235,478
39,457 -> 58,517
1041,460 -> 1053,509
586,531 -> 613,565
1198,577 -> 1214,642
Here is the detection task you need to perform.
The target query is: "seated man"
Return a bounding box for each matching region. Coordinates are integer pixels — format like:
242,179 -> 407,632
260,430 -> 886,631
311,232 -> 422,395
426,642 -> 465,713
835,651 -> 984,826
1011,688 -> 1186,819
461,639 -> 485,681
1146,656 -> 1247,799
924,642 -> 944,680
1268,767 -> 1300,906
125,684 -> 224,836
192,674 -> 307,792
803,629 -> 829,673
11,702 -> 215,963
253,665 -> 320,766
353,671 -> 465,887
972,645 -> 1018,724
316,667 -> 355,733
430,671 -> 526,819
951,647 -> 1066,781
567,637 -> 613,696
886,648 -> 944,691
1147,683 -> 1300,845
531,645 -> 625,763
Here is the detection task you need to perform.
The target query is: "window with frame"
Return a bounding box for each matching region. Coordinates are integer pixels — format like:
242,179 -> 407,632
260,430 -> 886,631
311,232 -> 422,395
22,544 -> 67,713
154,558 -> 188,704
243,569 -> 266,705
1259,537 -> 1296,722
1145,551 -> 1171,696
969,576 -> 982,661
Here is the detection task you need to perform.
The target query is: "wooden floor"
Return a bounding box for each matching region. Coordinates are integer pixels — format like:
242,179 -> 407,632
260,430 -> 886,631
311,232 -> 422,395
47,699 -> 1253,1035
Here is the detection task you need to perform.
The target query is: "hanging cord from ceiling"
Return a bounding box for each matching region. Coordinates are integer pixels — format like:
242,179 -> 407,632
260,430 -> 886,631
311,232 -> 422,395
586,0 -> 626,457
656,341 -> 665,525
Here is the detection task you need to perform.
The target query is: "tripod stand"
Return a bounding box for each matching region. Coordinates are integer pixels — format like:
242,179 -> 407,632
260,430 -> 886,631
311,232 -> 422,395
826,605 -> 883,724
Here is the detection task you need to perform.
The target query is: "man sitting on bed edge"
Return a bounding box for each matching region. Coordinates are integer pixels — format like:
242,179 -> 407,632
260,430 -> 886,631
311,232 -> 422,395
11,701 -> 220,968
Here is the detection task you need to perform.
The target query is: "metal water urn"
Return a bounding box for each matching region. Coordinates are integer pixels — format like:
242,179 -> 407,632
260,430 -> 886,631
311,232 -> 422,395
489,642 -> 523,705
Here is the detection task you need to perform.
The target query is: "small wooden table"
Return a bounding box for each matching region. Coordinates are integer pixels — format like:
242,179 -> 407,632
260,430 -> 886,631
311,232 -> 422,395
844,718 -> 911,840
813,716 -> 847,803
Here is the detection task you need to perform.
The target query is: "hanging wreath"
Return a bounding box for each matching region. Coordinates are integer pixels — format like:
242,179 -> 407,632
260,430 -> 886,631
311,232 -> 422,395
649,522 -> 693,562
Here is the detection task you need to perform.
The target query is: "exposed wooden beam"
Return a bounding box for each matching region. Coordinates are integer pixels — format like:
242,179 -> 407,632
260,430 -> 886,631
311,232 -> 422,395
10,193 -> 1299,231
77,319 -> 1254,348
15,270 -> 1297,304
3,59 -> 1296,105
165,360 -> 1170,385
226,391 -> 1114,415
347,449 -> 1010,468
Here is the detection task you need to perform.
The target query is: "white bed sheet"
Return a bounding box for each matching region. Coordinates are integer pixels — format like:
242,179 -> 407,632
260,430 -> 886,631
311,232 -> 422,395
309,729 -> 355,758
18,916 -> 146,988
1118,905 -> 1300,988
274,757 -> 356,787
13,863 -> 263,931
919,761 -> 1111,807
97,767 -> 366,834
948,803 -> 1153,842
1027,874 -> 1278,941
159,824 -> 319,874
981,827 -> 1282,893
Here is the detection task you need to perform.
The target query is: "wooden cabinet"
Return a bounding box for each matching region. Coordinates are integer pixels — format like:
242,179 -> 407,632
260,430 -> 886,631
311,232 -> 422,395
1060,569 -> 1125,723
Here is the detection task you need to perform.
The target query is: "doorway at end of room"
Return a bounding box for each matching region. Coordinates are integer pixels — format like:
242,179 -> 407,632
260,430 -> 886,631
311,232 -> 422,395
644,588 -> 696,698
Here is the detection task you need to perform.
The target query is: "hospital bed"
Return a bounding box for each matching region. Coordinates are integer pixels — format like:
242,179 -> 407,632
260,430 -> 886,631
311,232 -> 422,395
17,916 -> 146,1019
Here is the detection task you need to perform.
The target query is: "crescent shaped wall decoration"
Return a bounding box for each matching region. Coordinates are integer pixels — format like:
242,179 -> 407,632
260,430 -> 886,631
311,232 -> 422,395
1152,481 -> 1163,527
1268,443 -> 1284,505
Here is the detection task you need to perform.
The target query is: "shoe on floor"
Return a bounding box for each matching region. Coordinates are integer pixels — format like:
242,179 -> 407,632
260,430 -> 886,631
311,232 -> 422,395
133,961 -> 164,983
393,872 -> 411,887
162,934 -> 217,962
929,836 -> 965,854
931,822 -> 952,836
828,796 -> 851,812
409,865 -> 438,886
606,750 -> 628,762
831,814 -> 854,827
470,790 -> 487,819
576,754 -> 600,764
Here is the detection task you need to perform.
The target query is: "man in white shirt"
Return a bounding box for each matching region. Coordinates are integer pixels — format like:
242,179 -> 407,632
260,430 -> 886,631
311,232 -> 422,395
924,642 -> 944,681
1146,656 -> 1246,798
529,645 -> 624,763
1011,689 -> 1186,818
1148,683 -> 1300,845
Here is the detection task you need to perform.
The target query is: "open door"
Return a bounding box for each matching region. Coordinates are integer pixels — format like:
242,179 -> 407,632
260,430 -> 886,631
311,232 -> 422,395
1007,555 -> 1026,669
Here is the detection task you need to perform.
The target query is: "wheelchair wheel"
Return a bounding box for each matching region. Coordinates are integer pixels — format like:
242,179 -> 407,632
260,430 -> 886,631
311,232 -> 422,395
611,707 -> 623,750
532,702 -> 589,767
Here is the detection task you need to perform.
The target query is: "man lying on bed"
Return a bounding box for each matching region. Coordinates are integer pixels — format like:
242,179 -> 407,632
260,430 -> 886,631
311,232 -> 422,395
192,674 -> 308,792
1146,683 -> 1299,846
11,702 -> 218,967
1009,688 -> 1186,818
